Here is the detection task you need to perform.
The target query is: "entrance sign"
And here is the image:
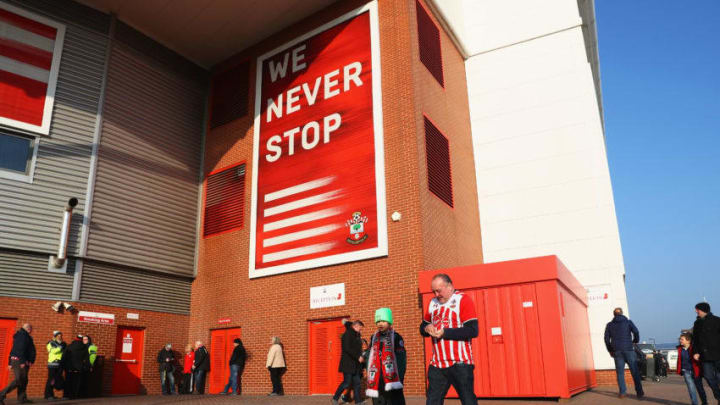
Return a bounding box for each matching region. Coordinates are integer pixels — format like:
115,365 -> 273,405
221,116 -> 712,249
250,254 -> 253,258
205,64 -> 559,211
78,310 -> 115,325
310,282 -> 345,309
250,2 -> 386,278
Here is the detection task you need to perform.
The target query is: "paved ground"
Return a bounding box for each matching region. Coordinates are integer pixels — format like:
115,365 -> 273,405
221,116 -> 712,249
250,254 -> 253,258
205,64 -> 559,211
4,376 -> 697,405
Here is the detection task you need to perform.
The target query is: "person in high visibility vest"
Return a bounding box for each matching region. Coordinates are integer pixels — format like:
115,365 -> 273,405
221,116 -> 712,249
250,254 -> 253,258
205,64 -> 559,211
44,331 -> 66,401
81,335 -> 97,398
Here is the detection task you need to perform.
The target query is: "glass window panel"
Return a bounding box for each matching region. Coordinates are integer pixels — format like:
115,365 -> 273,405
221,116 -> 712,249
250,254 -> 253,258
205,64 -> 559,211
0,133 -> 33,174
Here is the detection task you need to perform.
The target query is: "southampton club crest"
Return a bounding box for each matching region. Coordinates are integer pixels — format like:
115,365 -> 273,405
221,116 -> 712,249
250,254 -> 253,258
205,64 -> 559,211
345,211 -> 369,245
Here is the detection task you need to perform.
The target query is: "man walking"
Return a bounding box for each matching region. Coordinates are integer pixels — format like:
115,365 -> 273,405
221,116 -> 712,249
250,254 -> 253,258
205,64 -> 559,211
604,307 -> 644,399
692,302 -> 720,401
332,318 -> 365,405
420,274 -> 479,405
221,338 -> 246,395
0,323 -> 36,405
44,331 -> 66,401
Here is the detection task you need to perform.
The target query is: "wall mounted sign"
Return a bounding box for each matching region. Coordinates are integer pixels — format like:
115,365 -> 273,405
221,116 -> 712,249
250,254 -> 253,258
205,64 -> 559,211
250,2 -> 387,278
310,283 -> 345,309
126,313 -> 139,320
218,318 -> 231,324
78,311 -> 115,325
586,284 -> 611,306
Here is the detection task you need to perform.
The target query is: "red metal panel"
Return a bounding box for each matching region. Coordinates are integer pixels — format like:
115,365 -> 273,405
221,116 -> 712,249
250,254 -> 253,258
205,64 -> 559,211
111,327 -> 144,395
0,319 -> 16,387
419,256 -> 594,399
209,329 -> 227,393
424,116 -> 453,207
309,319 -> 343,394
415,0 -> 444,86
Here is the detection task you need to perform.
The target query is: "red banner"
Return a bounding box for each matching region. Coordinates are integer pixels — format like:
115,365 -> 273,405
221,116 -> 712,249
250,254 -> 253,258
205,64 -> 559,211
250,3 -> 386,278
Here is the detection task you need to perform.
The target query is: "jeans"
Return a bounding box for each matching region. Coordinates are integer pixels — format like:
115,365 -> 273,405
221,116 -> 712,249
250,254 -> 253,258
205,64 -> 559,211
0,360 -> 29,401
161,369 -> 176,394
223,364 -> 242,394
269,367 -> 284,394
702,361 -> 720,400
613,351 -> 643,396
194,369 -> 207,394
333,371 -> 362,403
682,369 -> 708,405
426,363 -> 477,405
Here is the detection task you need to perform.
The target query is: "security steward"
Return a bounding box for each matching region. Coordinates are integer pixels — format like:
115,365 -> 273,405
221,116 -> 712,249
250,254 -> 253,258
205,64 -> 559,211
45,331 -> 66,401
0,323 -> 36,405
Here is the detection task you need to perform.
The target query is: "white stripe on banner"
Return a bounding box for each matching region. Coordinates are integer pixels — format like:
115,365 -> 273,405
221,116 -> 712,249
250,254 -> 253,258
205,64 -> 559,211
0,22 -> 55,52
262,242 -> 335,263
264,176 -> 334,202
263,224 -> 340,248
263,207 -> 342,232
263,190 -> 341,217
0,54 -> 49,83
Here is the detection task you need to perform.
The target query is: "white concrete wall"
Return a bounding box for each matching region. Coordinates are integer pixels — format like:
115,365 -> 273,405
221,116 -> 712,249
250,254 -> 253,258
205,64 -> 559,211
433,0 -> 628,370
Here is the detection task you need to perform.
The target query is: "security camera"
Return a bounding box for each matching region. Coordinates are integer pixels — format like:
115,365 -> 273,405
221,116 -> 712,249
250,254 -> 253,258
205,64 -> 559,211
63,302 -> 75,312
52,302 -> 63,312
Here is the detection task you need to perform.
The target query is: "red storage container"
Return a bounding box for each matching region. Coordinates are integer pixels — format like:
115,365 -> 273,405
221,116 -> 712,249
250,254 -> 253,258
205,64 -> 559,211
419,255 -> 596,399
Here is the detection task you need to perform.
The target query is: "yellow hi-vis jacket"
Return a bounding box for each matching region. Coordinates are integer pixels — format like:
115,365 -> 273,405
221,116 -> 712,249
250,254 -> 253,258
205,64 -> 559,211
88,344 -> 98,366
46,340 -> 64,367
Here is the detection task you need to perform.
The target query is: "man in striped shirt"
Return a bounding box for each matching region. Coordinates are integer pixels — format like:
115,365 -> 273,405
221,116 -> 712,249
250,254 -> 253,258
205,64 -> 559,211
420,274 -> 478,405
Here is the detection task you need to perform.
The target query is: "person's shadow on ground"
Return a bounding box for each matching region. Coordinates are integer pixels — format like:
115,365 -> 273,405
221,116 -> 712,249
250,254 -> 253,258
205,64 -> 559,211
594,390 -> 688,405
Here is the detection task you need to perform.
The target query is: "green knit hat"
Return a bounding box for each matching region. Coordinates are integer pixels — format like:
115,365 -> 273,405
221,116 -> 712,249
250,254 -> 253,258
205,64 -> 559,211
375,307 -> 393,324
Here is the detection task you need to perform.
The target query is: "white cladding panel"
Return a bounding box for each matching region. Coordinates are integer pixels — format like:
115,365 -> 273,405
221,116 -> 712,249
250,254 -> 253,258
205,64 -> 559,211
456,1 -> 627,370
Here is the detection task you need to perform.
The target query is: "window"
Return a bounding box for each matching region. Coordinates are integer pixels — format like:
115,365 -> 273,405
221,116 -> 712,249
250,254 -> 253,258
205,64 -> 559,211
416,1 -> 444,87
0,131 -> 37,182
203,163 -> 246,237
424,117 -> 453,207
0,2 -> 66,135
210,62 -> 249,129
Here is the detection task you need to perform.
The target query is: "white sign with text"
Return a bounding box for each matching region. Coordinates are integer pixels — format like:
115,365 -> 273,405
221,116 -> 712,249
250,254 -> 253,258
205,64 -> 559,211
310,283 -> 345,309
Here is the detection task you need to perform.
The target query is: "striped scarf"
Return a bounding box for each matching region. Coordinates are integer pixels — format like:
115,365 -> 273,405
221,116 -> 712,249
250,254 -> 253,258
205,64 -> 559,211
366,329 -> 403,398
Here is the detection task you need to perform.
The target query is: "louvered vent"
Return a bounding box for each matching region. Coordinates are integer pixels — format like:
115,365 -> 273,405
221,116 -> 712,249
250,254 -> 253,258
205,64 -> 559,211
424,117 -> 453,207
204,163 -> 246,237
210,62 -> 249,128
416,1 -> 444,87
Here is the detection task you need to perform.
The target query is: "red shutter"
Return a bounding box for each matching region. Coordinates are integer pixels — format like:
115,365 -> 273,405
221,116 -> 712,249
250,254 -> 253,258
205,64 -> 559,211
203,163 -> 246,237
416,1 -> 444,87
210,330 -> 227,394
0,319 -> 16,387
210,61 -> 249,128
424,117 -> 453,207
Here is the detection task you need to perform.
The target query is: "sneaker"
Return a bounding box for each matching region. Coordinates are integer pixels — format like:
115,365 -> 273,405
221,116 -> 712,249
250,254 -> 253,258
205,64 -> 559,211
219,392 -> 228,395
331,399 -> 339,405
618,393 -> 626,399
268,392 -> 279,396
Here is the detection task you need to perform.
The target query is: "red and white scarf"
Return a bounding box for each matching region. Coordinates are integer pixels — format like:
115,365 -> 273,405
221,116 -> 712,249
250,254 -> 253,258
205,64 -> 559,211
366,329 -> 403,398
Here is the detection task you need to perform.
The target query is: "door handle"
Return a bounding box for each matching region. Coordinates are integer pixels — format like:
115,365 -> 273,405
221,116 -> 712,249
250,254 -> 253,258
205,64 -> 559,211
328,341 -> 332,353
115,359 -> 136,363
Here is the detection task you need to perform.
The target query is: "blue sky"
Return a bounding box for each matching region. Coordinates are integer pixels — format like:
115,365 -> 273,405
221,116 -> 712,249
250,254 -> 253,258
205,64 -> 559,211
595,1 -> 720,343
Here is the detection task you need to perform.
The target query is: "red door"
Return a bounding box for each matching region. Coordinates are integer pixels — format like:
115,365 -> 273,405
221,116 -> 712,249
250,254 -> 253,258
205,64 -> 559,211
0,319 -> 16,387
111,327 -> 144,395
209,328 -> 242,394
308,319 -> 344,394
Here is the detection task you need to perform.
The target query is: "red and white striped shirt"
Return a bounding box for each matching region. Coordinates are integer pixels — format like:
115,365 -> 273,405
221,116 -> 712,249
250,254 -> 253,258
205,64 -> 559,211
424,291 -> 476,368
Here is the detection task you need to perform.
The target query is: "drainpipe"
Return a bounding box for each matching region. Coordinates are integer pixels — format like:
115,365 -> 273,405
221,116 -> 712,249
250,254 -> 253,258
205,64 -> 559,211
50,198 -> 79,269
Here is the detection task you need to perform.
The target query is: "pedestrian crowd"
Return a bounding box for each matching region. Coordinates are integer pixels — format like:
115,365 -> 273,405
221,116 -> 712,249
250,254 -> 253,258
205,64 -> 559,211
604,301 -> 720,404
0,326 -> 98,404
7,276 -> 716,405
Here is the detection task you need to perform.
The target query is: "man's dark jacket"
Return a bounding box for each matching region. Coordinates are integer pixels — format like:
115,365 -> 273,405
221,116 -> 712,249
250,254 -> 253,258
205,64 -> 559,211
157,348 -> 175,372
338,320 -> 362,374
604,315 -> 639,353
693,312 -> 720,361
229,344 -> 246,367
64,339 -> 89,371
8,328 -> 36,365
194,346 -> 210,371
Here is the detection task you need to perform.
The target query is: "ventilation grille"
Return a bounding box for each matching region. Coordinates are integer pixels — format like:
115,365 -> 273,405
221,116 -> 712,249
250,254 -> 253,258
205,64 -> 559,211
416,1 -> 444,87
210,62 -> 249,128
204,163 -> 246,237
424,117 -> 453,207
